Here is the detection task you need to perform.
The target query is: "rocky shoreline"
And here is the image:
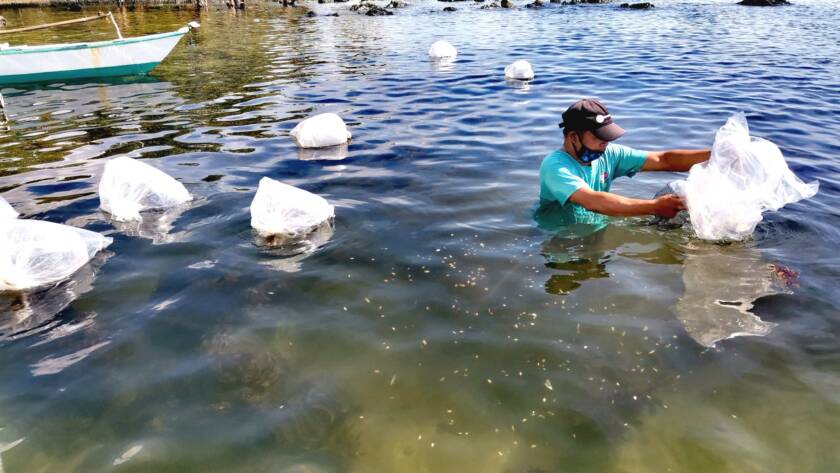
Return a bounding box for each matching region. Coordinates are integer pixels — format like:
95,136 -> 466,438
0,0 -> 793,13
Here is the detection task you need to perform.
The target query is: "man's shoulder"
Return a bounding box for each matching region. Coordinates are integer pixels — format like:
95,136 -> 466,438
541,149 -> 575,169
603,143 -> 646,160
603,143 -> 629,157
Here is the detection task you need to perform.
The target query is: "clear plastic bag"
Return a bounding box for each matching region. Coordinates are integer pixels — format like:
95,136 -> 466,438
651,181 -> 690,229
504,60 -> 534,80
428,40 -> 457,59
678,113 -> 818,241
99,156 -> 192,222
250,177 -> 335,237
290,113 -> 352,149
0,219 -> 112,292
0,196 -> 16,220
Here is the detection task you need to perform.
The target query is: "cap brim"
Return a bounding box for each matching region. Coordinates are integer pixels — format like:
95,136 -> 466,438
593,122 -> 625,141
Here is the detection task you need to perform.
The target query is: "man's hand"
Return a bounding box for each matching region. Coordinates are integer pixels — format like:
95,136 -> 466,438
652,194 -> 686,218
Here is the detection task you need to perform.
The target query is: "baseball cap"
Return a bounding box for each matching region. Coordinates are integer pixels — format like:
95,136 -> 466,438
558,98 -> 625,141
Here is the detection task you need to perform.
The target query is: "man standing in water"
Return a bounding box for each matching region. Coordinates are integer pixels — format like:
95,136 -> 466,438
540,98 -> 710,219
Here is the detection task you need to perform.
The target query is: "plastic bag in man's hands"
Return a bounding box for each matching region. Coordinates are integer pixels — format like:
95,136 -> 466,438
250,177 -> 334,237
651,181 -> 690,229
0,196 -> 16,220
0,219 -> 112,292
99,156 -> 192,222
680,113 -> 818,241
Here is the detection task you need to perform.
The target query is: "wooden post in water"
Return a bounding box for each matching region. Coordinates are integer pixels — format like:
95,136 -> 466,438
0,92 -> 7,128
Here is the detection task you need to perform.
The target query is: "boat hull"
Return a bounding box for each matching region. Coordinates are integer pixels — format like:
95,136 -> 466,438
0,28 -> 188,86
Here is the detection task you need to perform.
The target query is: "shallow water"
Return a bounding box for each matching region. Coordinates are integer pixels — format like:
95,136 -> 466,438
1,1 -> 839,471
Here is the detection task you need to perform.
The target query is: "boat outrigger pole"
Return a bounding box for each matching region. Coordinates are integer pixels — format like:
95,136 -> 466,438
108,11 -> 123,39
0,11 -> 122,39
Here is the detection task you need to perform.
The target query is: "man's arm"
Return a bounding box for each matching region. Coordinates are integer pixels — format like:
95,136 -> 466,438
569,186 -> 685,218
641,149 -> 711,172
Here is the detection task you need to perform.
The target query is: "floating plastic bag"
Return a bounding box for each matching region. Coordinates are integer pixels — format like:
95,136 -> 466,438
504,60 -> 534,80
677,113 -> 818,241
0,196 -> 16,220
250,177 -> 334,237
0,219 -> 112,292
428,40 -> 457,59
99,156 -> 192,222
290,113 -> 352,149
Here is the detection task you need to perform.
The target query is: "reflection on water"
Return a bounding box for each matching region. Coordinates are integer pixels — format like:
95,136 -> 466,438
0,434 -> 25,473
257,220 -> 335,273
504,78 -> 532,93
429,57 -> 457,73
540,228 -> 613,295
30,340 -> 112,377
297,144 -> 350,161
540,215 -> 782,347
538,202 -> 678,295
677,243 -> 780,347
0,251 -> 111,342
537,184 -> 786,348
104,201 -> 194,244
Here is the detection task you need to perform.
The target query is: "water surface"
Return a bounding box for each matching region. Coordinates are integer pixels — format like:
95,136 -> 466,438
1,1 -> 839,472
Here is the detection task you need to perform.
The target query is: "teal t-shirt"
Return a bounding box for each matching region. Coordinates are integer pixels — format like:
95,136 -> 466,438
539,143 -> 649,205
536,144 -> 648,234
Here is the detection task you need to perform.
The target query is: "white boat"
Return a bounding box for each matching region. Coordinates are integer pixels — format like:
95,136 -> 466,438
0,13 -> 198,86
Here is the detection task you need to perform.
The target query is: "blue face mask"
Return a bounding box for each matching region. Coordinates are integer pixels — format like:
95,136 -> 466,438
579,146 -> 603,163
573,135 -> 603,163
